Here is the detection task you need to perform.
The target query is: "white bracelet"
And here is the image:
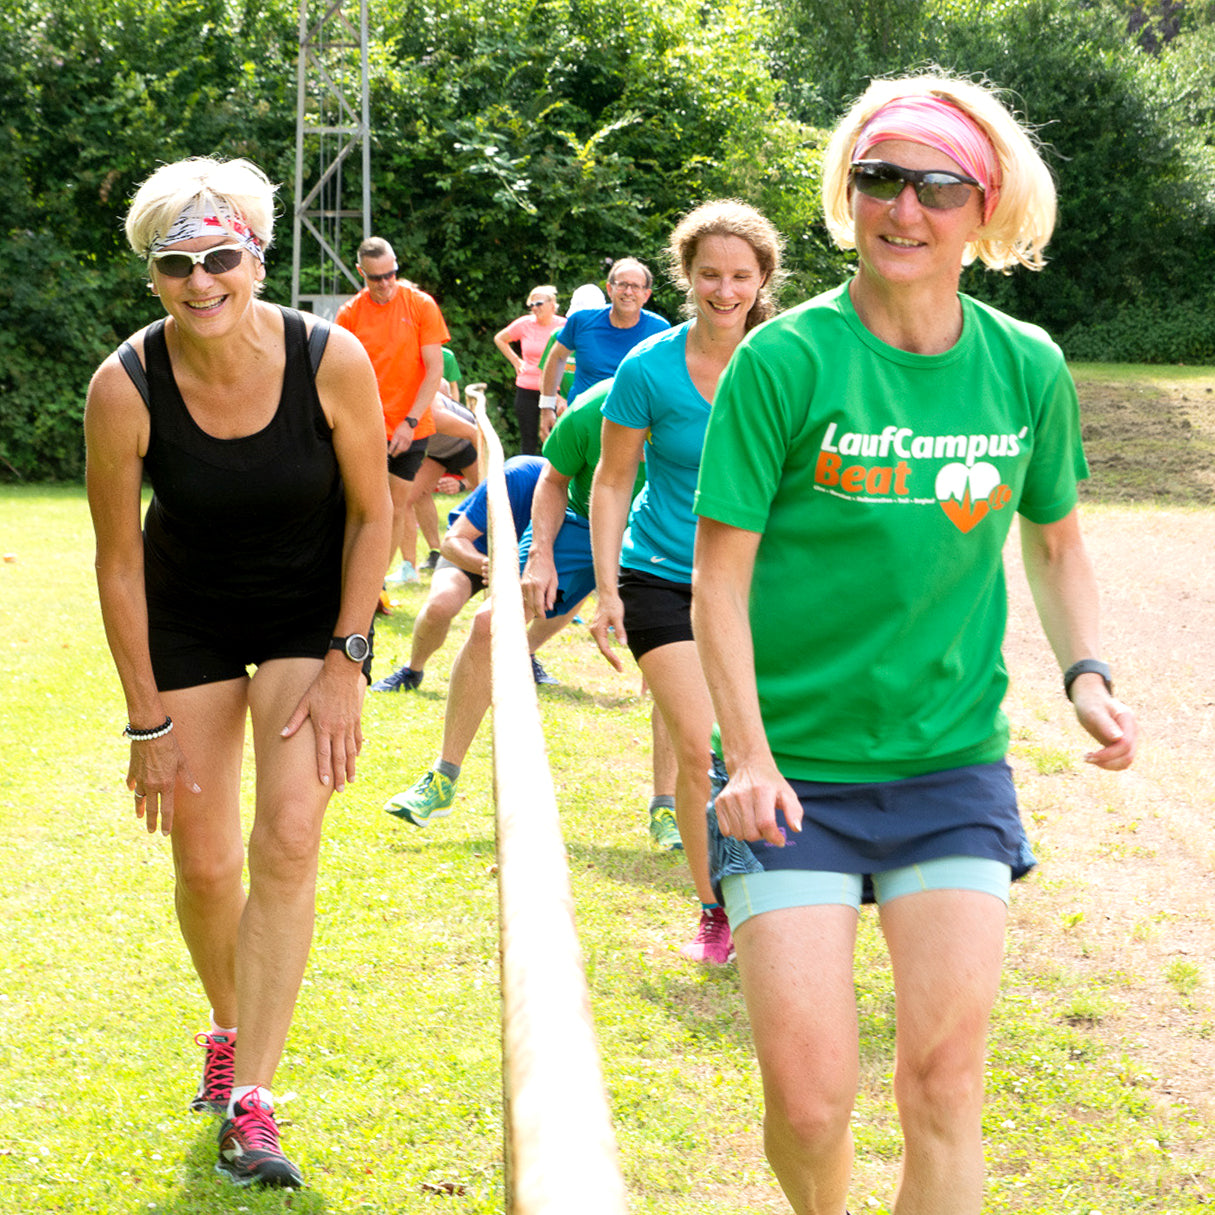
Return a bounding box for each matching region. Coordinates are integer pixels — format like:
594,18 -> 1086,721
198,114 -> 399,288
539,394 -> 558,412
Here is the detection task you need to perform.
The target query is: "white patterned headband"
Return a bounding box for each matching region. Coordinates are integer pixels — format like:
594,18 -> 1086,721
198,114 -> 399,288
149,194 -> 264,262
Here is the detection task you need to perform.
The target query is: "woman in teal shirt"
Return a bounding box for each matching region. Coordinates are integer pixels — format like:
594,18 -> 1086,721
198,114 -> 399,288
590,199 -> 783,965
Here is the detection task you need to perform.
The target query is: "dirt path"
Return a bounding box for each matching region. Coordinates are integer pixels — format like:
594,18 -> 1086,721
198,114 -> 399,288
1001,505 -> 1215,1127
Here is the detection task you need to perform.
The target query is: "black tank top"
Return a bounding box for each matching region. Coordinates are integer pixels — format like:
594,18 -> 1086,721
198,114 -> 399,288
139,306 -> 346,610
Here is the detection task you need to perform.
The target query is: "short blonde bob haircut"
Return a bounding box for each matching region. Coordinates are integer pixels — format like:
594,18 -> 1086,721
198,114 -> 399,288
125,156 -> 277,259
821,73 -> 1057,272
668,198 -> 785,331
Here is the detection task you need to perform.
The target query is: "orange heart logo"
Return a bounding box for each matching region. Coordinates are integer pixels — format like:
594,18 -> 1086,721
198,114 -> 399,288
936,462 -> 1000,534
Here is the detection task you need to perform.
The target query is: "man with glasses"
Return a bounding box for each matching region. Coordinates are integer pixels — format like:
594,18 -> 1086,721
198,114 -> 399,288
537,258 -> 667,442
336,237 -> 451,585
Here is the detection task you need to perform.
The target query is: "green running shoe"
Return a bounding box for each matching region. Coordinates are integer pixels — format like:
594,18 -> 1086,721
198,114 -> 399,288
384,769 -> 456,825
648,803 -> 683,850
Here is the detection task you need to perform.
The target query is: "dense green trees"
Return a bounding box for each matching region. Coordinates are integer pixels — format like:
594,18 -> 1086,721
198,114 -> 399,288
767,0 -> 1215,360
2,0 -> 301,478
2,0 -> 1213,478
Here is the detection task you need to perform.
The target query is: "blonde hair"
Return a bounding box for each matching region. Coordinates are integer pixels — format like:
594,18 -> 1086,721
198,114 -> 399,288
528,284 -> 559,303
125,157 -> 277,258
668,199 -> 784,330
821,73 -> 1057,272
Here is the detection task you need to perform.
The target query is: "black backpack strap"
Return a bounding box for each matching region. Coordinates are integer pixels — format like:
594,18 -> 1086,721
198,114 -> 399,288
308,316 -> 331,376
116,340 -> 150,407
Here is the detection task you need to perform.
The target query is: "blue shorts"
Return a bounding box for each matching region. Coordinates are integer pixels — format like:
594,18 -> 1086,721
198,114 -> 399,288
707,755 -> 1035,911
518,510 -> 595,619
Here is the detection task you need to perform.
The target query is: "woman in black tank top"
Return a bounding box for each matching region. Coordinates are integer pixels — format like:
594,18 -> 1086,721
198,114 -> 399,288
83,157 -> 392,1189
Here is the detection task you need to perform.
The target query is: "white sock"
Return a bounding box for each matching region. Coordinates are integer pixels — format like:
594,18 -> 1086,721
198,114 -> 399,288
229,1084 -> 272,1116
209,1012 -> 238,1037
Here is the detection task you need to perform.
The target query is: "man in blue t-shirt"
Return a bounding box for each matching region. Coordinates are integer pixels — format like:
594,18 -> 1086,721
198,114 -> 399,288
371,455 -> 560,692
536,257 -> 667,442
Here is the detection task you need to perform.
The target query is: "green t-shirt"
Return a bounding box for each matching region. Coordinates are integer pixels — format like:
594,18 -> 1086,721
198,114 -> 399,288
442,346 -> 461,385
694,282 -> 1088,783
540,331 -> 576,398
541,377 -> 645,519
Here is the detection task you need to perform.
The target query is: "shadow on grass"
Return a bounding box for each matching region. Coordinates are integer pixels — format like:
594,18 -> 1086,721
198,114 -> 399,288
365,682 -> 447,707
567,840 -> 694,896
381,831 -> 497,859
535,682 -> 642,711
163,1119 -> 329,1212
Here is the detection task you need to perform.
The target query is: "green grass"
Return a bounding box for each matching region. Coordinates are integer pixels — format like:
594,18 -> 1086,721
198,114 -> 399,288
2,469 -> 1213,1212
1070,364 -> 1215,386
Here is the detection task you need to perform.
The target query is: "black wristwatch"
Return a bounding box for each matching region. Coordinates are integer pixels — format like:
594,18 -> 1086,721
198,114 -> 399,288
404,415 -> 419,429
1063,658 -> 1112,701
330,633 -> 370,663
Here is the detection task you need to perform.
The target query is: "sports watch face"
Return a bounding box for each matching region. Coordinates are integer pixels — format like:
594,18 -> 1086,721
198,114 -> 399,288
338,634 -> 370,662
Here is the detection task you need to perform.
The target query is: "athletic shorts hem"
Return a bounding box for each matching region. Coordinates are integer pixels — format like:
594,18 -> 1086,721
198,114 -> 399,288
434,554 -> 486,595
388,437 -> 429,481
518,512 -> 594,619
722,858 -> 1013,930
617,566 -> 693,661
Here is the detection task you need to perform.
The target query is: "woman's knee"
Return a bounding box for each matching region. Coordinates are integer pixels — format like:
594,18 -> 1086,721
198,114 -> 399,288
764,1081 -> 854,1157
174,840 -> 244,903
894,1048 -> 986,1134
247,805 -> 325,882
467,605 -> 493,647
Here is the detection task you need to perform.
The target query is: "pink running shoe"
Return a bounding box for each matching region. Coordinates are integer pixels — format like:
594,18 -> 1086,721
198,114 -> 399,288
216,1089 -> 303,1188
189,1031 -> 236,1115
680,906 -> 735,964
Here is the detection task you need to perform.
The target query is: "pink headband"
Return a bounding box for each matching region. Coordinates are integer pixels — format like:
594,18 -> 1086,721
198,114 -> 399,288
149,194 -> 264,262
852,96 -> 1001,224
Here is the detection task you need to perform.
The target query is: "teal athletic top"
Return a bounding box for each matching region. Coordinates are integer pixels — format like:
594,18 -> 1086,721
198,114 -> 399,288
603,322 -> 708,585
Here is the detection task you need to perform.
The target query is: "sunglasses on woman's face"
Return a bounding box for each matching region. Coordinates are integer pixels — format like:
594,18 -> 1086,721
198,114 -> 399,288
850,160 -> 982,211
149,244 -> 247,278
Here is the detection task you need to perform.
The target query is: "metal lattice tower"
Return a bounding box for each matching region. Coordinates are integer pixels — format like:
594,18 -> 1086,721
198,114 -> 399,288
291,0 -> 371,319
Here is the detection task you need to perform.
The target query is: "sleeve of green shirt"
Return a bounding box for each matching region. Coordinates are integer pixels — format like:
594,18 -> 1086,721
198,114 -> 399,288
694,338 -> 801,534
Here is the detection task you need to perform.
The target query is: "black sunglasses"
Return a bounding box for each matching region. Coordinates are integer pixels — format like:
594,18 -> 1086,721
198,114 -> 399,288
362,265 -> 398,283
149,244 -> 246,278
850,160 -> 982,211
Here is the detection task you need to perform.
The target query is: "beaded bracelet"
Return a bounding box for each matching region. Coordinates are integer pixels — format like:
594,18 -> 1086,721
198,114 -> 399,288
123,716 -> 174,741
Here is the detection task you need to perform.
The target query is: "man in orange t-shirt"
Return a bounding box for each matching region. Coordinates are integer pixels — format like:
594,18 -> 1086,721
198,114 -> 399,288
337,237 -> 450,579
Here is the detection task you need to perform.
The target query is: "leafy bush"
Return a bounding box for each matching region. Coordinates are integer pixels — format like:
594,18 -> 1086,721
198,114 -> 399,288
4,0 -> 1215,479
929,0 -> 1215,341
0,0 -> 300,480
766,0 -> 1215,362
0,237 -> 126,480
1058,295 -> 1215,363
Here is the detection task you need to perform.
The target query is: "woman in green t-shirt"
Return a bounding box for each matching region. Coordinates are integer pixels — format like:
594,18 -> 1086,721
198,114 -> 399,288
692,74 -> 1138,1215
